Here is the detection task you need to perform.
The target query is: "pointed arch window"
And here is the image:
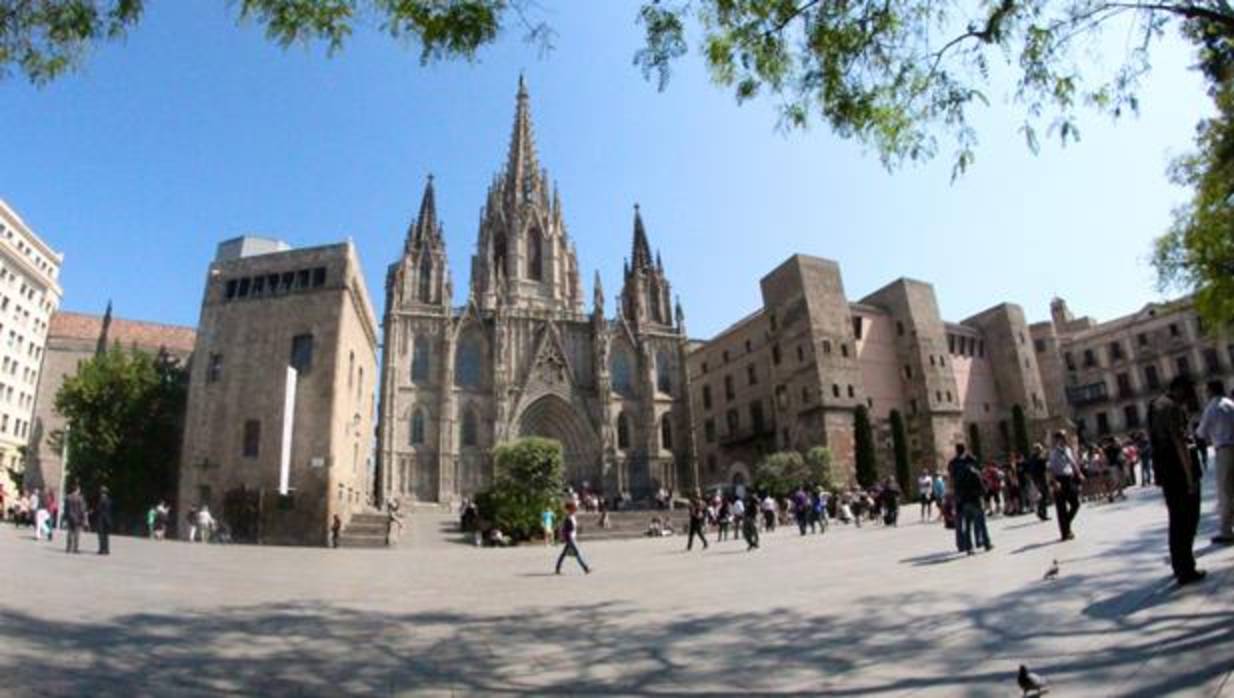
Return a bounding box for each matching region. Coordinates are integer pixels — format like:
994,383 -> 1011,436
611,348 -> 634,397
660,412 -> 672,451
616,412 -> 630,450
412,337 -> 430,383
461,408 -> 478,447
493,231 -> 508,278
418,255 -> 433,302
527,226 -> 543,281
656,350 -> 672,394
410,409 -> 426,445
455,333 -> 483,388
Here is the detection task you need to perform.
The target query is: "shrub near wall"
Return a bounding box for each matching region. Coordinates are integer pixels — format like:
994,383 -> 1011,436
474,437 -> 565,542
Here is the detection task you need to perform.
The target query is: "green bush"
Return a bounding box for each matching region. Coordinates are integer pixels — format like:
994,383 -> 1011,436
753,451 -> 805,497
804,446 -> 834,490
473,437 -> 565,542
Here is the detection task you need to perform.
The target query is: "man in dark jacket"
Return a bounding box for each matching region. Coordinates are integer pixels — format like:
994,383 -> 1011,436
1149,376 -> 1206,586
64,486 -> 85,554
96,486 -> 112,555
949,443 -> 990,553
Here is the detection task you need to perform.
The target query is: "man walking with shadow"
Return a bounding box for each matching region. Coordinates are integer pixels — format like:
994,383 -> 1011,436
96,486 -> 112,555
554,501 -> 590,575
1048,431 -> 1082,541
1149,376 -> 1207,585
64,485 -> 85,554
686,496 -> 709,551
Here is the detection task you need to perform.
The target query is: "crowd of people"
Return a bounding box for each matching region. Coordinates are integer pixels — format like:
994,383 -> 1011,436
547,375 -> 1233,587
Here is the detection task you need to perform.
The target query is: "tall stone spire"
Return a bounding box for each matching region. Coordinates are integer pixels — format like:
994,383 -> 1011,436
504,74 -> 542,203
406,174 -> 441,251
631,204 -> 653,271
592,270 -> 605,318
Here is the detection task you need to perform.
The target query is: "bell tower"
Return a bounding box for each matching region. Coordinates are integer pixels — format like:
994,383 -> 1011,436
470,77 -> 583,313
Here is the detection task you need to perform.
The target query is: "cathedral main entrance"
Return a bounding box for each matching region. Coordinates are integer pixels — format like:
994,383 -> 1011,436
515,395 -> 602,488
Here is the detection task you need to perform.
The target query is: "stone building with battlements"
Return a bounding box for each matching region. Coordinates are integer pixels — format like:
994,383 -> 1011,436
687,254 -> 1055,488
177,237 -> 378,546
376,78 -> 696,504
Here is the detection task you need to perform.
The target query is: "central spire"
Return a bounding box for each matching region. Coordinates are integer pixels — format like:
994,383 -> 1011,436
504,74 -> 543,200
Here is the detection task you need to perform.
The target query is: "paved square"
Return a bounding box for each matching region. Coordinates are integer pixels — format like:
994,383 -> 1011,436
1,473 -> 1232,697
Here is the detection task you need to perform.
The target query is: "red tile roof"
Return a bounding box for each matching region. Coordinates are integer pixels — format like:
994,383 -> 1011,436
49,311 -> 197,355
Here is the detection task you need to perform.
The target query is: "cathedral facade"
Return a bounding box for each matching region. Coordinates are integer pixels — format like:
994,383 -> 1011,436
376,79 -> 697,503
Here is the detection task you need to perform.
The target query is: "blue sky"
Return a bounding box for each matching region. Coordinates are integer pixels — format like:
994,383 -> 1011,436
0,2 -> 1211,339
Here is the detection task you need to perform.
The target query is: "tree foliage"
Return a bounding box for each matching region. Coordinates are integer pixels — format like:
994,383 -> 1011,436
753,450 -> 806,496
889,409 -> 911,494
754,447 -> 834,495
7,2 -> 1232,177
0,0 -> 550,85
1152,20 -> 1234,329
54,345 -> 188,532
853,405 -> 878,487
474,436 -> 564,542
804,445 -> 834,490
637,0 -> 1234,177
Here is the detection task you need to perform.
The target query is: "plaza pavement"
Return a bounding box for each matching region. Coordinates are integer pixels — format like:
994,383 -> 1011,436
1,472 -> 1232,697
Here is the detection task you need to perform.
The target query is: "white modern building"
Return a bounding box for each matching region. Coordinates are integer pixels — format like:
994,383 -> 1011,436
0,200 -> 63,497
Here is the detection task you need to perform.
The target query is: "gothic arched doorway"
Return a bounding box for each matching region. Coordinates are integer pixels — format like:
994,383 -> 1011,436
515,395 -> 601,488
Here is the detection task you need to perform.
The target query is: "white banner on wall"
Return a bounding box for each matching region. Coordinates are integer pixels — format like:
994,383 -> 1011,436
279,365 -> 298,495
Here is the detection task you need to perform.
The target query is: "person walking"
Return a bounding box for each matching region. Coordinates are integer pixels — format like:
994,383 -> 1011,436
541,506 -> 556,546
64,486 -> 85,554
686,497 -> 710,551
918,471 -> 934,521
1137,432 -> 1154,486
1149,376 -> 1207,585
717,498 -> 732,541
741,497 -> 760,551
1026,444 -> 1051,521
931,472 -> 946,522
554,501 -> 591,575
95,486 -> 112,555
1048,431 -> 1082,541
761,493 -> 777,531
1196,380 -> 1234,545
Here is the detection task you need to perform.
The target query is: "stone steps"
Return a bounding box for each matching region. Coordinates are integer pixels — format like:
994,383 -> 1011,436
337,512 -> 390,548
574,510 -> 690,541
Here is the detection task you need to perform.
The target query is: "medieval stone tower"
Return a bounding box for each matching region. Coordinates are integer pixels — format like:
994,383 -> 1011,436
376,78 -> 697,503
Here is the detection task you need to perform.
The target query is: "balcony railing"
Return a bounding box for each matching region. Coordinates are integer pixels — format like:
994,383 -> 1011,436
1066,382 -> 1109,407
719,423 -> 776,446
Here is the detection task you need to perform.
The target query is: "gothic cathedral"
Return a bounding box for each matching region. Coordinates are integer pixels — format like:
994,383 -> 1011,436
376,79 -> 697,503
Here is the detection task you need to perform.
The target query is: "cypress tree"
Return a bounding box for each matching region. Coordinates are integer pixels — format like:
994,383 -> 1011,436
854,405 -> 878,487
1011,404 -> 1031,457
889,409 -> 911,493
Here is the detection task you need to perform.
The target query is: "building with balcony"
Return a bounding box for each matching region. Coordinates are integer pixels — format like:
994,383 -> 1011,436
1030,297 -> 1234,441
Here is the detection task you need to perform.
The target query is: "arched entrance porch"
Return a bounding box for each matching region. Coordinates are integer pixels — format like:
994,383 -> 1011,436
515,395 -> 602,488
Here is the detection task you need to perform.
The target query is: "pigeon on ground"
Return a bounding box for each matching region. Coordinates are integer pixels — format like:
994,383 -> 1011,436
1018,664 -> 1049,696
1042,559 -> 1060,581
